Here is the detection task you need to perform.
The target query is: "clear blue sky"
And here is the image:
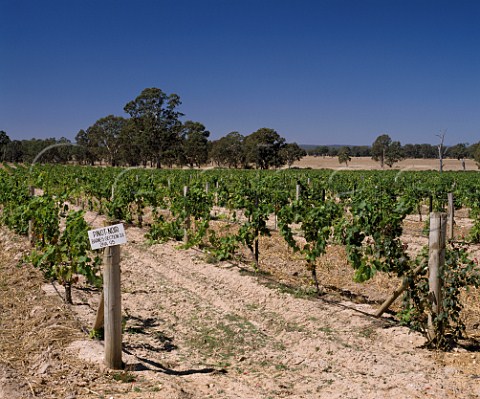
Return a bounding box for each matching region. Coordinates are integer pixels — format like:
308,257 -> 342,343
1,0 -> 479,146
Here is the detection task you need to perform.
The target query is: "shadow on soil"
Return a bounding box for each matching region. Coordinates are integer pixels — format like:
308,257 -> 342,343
123,348 -> 226,375
122,314 -> 226,375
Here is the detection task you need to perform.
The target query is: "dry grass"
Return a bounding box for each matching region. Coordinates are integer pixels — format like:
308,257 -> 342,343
292,156 -> 479,171
0,228 -> 108,398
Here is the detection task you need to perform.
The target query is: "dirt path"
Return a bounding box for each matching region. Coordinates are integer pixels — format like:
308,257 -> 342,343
60,209 -> 480,399
1,202 -> 479,398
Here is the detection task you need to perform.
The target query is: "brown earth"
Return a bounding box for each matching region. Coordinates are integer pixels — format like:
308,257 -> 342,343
292,156 -> 479,171
1,199 -> 480,398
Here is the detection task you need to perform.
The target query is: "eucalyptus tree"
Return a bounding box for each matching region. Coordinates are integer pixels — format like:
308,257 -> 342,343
279,143 -> 306,168
243,128 -> 286,169
448,143 -> 469,171
75,129 -> 97,165
474,143 -> 480,169
384,141 -> 404,167
0,131 -> 10,161
372,134 -> 403,167
337,146 -> 352,166
124,87 -> 183,168
182,121 -> 210,168
86,115 -> 127,166
436,130 -> 448,173
209,132 -> 245,168
371,134 -> 391,168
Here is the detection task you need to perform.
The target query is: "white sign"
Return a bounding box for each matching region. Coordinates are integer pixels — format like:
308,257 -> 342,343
88,224 -> 127,250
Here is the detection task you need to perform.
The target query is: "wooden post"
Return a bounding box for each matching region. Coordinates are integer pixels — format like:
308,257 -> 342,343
92,291 -> 104,331
183,186 -> 189,243
137,199 -> 143,227
447,193 -> 454,240
28,185 -> 35,246
214,181 -> 219,206
205,182 -> 210,194
375,264 -> 424,317
103,245 -> 123,369
427,212 -> 447,342
307,177 -> 311,186
75,178 -> 80,206
296,184 -> 301,201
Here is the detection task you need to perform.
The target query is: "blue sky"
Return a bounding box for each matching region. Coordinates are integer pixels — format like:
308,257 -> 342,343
1,0 -> 479,145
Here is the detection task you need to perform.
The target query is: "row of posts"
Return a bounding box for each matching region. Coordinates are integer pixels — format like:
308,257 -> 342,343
27,180 -> 455,367
181,182 -> 454,343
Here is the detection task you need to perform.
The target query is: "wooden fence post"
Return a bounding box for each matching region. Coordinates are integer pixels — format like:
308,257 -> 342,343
375,264 -> 424,317
214,181 -> 219,206
92,291 -> 104,331
427,212 -> 447,342
296,184 -> 301,201
183,186 -> 190,243
447,193 -> 454,240
104,245 -> 123,369
28,185 -> 35,246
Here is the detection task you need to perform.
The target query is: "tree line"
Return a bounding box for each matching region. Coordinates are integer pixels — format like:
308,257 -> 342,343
1,87 -> 479,169
311,141 -> 479,161
311,134 -> 480,169
0,88 -> 305,169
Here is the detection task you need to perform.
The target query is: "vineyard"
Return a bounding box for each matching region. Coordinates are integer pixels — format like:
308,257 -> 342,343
1,163 -> 480,398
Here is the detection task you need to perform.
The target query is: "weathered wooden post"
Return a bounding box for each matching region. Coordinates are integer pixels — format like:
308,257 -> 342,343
205,182 -> 210,194
183,186 -> 190,243
92,291 -> 104,332
75,178 -> 80,206
447,193 -> 454,240
375,264 -> 424,317
296,184 -> 301,201
214,181 -> 219,206
427,212 -> 447,342
88,223 -> 127,370
104,245 -> 122,369
28,185 -> 35,246
137,198 -> 143,227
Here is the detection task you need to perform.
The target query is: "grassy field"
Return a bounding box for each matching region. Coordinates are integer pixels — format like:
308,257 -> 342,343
292,156 -> 479,171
